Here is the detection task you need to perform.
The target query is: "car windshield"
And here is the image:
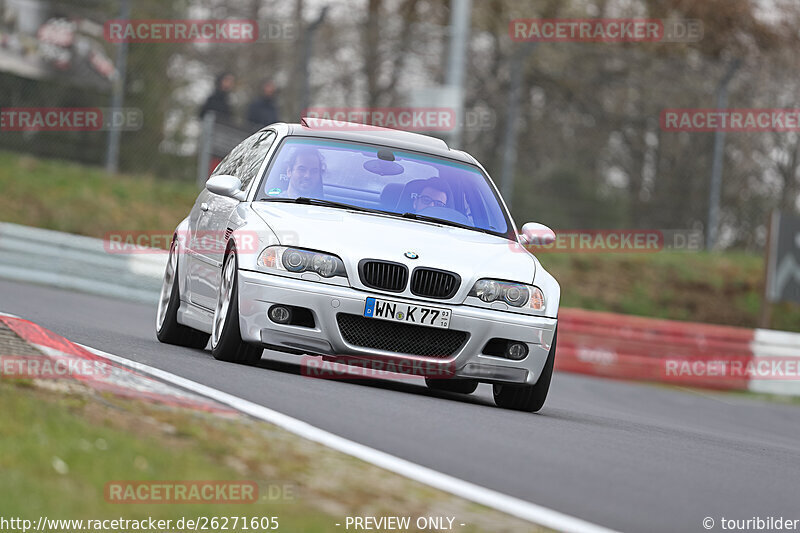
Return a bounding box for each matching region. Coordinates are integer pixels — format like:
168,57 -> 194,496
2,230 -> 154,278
255,137 -> 512,237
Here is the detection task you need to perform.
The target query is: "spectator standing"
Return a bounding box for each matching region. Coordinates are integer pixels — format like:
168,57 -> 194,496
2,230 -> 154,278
246,79 -> 280,128
199,72 -> 236,125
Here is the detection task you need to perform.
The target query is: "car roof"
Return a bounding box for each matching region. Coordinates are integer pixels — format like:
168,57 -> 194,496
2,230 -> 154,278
282,119 -> 477,165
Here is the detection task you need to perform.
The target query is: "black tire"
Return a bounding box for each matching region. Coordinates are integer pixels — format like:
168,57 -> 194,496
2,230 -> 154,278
156,241 -> 210,349
210,249 -> 263,364
425,378 -> 479,394
493,329 -> 557,412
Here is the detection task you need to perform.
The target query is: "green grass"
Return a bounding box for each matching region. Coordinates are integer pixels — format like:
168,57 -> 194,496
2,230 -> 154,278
537,249 -> 800,332
0,381 -> 329,528
2,149 -> 798,331
0,379 -> 540,532
0,151 -> 198,239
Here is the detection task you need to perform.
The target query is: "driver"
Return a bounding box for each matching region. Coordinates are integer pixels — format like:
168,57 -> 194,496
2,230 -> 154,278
413,177 -> 452,213
286,148 -> 325,198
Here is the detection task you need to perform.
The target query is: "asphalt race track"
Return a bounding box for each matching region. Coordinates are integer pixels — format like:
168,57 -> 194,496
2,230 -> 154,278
2,278 -> 799,532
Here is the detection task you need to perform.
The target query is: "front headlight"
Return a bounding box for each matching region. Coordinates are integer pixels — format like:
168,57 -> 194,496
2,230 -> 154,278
468,279 -> 546,311
257,246 -> 347,279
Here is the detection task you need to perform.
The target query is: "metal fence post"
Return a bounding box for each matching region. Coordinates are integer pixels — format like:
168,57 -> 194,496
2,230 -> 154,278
105,0 -> 131,175
445,0 -> 472,149
706,58 -> 741,249
300,6 -> 329,115
500,42 -> 537,212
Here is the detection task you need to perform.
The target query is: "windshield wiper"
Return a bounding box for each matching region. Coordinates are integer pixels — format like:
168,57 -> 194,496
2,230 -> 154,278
263,197 -> 380,214
399,212 -> 494,235
262,197 -> 498,235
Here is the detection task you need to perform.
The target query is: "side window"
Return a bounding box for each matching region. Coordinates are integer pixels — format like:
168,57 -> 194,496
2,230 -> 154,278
239,131 -> 276,191
211,131 -> 261,179
211,150 -> 235,177
464,185 -> 490,229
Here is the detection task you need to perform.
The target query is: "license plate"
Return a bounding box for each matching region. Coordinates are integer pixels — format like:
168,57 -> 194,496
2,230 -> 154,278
363,297 -> 451,329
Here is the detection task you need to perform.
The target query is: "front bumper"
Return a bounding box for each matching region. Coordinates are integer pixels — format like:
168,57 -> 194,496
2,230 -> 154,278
237,269 -> 558,385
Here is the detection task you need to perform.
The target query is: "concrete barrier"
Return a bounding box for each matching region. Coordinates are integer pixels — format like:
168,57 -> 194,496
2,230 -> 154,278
748,329 -> 800,396
557,309 -> 800,396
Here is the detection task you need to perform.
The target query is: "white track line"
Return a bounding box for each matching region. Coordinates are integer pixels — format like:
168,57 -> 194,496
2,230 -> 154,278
79,343 -> 616,533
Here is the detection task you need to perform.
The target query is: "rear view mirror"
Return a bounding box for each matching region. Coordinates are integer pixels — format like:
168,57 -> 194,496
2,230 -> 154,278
519,222 -> 556,246
364,159 -> 404,176
205,174 -> 246,201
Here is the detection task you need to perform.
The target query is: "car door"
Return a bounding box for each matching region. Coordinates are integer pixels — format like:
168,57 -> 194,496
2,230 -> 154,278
188,130 -> 275,310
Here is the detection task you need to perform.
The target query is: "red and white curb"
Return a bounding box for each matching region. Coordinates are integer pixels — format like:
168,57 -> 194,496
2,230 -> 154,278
0,312 -> 233,413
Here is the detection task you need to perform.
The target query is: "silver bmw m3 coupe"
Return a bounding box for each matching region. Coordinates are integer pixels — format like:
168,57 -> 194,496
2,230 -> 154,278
156,118 -> 560,411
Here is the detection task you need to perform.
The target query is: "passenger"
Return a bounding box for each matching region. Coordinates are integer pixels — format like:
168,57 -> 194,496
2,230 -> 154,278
413,177 -> 452,213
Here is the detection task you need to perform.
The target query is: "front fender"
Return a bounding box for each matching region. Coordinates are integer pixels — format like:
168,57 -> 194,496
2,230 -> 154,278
228,203 -> 280,271
531,256 -> 560,319
172,217 -> 191,297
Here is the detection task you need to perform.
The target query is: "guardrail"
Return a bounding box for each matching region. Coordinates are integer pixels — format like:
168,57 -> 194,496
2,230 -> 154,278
0,222 -> 166,303
1,222 -> 798,396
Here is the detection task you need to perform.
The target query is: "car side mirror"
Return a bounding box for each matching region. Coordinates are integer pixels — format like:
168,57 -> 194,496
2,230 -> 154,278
519,222 -> 556,246
205,174 -> 246,201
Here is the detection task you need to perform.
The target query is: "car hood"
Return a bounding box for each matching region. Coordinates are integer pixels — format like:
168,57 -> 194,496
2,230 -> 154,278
250,203 -> 536,293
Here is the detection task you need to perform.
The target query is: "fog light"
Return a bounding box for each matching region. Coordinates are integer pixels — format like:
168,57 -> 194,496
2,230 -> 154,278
269,305 -> 291,324
505,342 -> 528,360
